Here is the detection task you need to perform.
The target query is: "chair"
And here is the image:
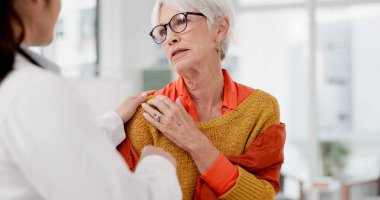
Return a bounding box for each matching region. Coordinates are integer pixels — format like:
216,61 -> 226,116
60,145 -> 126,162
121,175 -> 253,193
342,175 -> 380,200
276,173 -> 305,200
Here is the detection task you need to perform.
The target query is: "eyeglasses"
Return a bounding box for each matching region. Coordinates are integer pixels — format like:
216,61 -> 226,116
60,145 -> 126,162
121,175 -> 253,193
149,12 -> 205,44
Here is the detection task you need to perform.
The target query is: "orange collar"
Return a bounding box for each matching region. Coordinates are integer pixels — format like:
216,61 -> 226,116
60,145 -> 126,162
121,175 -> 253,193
155,69 -> 253,122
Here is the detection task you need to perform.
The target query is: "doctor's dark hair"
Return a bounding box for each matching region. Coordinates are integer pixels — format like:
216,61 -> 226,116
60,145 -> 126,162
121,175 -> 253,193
0,0 -> 25,83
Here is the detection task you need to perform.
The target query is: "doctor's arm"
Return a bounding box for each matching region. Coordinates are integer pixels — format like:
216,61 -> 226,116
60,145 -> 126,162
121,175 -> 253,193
3,79 -> 181,200
97,91 -> 154,147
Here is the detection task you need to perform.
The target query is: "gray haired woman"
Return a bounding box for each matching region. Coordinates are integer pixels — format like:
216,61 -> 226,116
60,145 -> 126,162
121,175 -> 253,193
118,0 -> 286,199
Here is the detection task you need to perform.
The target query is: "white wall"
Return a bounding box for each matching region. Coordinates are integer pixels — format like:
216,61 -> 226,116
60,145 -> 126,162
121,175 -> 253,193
67,78 -> 134,116
67,1 -> 162,115
99,0 -> 161,93
69,0 -> 162,115
234,10 -> 309,139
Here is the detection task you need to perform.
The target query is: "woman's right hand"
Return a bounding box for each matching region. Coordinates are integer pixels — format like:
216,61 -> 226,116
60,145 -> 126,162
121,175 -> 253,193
140,146 -> 177,168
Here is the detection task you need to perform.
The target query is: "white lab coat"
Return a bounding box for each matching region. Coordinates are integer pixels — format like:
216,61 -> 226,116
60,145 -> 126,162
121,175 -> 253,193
0,54 -> 182,200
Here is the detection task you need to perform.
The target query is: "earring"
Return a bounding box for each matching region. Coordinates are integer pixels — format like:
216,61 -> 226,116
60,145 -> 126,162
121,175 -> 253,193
215,45 -> 222,54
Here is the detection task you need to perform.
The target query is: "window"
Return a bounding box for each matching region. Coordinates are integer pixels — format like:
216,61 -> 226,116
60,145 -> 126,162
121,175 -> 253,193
45,0 -> 99,78
317,3 -> 380,178
235,0 -> 380,198
231,8 -> 309,199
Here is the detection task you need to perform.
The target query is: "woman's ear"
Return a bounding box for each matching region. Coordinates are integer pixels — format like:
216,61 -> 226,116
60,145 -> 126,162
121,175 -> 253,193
215,16 -> 230,44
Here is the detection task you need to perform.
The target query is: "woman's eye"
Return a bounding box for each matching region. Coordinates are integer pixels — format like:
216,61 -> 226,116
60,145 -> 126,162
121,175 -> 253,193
175,18 -> 186,26
159,29 -> 166,36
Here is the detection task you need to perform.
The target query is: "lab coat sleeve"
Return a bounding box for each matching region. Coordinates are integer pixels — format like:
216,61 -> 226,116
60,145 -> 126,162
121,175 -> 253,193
97,111 -> 126,147
2,74 -> 182,200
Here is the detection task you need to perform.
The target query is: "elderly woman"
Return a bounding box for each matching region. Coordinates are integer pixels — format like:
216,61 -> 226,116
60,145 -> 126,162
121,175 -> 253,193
118,0 -> 286,199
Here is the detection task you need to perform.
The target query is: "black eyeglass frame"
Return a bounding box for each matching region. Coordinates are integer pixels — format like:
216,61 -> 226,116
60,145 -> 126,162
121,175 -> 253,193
149,12 -> 205,44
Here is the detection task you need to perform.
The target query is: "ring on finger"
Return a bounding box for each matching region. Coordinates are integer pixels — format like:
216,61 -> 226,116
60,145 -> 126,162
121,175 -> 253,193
153,112 -> 162,123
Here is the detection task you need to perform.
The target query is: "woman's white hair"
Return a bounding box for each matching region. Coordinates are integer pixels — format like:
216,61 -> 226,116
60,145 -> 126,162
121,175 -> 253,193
151,0 -> 235,60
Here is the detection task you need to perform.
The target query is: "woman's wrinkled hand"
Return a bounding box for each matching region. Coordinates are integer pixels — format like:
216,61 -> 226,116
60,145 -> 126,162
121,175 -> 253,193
141,95 -> 201,152
142,95 -> 221,174
115,90 -> 155,123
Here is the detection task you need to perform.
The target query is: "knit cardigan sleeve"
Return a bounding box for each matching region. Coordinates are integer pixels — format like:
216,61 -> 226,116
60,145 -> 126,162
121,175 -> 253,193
220,167 -> 276,200
220,94 -> 286,200
124,106 -> 155,155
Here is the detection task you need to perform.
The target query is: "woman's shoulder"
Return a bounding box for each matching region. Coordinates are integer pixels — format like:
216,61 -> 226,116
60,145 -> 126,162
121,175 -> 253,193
234,81 -> 278,107
237,85 -> 279,109
252,89 -> 279,107
237,89 -> 280,122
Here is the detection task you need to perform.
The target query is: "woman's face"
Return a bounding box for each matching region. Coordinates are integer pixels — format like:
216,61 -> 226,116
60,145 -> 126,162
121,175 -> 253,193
159,5 -> 221,74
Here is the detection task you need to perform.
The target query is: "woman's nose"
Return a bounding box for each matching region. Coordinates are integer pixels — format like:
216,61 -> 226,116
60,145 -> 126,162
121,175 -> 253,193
165,28 -> 179,45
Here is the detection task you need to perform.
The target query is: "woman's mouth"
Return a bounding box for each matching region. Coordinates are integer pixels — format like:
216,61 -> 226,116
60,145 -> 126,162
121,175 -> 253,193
171,49 -> 189,61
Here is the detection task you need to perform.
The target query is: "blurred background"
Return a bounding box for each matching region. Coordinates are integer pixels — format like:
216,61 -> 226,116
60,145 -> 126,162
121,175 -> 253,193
32,0 -> 380,199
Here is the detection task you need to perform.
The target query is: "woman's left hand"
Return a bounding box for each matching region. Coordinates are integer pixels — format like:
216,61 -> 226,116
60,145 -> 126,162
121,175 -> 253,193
141,95 -> 220,173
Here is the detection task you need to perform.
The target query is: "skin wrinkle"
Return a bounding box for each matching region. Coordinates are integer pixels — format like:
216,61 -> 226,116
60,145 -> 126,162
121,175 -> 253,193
159,5 -> 228,121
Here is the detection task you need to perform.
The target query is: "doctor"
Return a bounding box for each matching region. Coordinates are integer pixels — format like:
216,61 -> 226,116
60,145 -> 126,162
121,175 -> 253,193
0,0 -> 181,200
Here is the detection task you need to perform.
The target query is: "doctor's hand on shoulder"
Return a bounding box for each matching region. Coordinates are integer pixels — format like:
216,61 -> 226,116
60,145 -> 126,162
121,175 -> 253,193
115,91 -> 177,167
115,90 -> 155,123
